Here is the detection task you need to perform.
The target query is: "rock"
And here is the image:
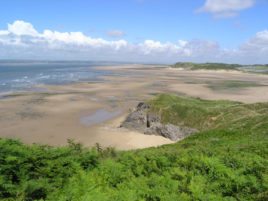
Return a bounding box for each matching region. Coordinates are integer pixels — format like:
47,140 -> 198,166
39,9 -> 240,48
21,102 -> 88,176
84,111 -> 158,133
145,124 -> 198,141
121,102 -> 198,141
136,102 -> 150,111
120,102 -> 151,131
146,112 -> 161,127
120,110 -> 147,132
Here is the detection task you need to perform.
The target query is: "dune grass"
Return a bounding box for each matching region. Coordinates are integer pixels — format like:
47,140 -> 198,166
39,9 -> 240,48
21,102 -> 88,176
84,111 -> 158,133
172,62 -> 241,71
172,62 -> 268,74
0,94 -> 267,201
149,94 -> 268,132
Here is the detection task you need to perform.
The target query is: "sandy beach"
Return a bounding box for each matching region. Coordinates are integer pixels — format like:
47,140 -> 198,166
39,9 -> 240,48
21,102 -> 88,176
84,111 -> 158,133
0,64 -> 268,150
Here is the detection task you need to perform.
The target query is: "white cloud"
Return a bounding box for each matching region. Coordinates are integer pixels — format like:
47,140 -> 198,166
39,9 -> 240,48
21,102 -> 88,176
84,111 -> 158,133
178,40 -> 188,47
0,30 -> 9,35
107,30 -> 125,37
41,30 -> 124,48
239,30 -> 268,60
8,20 -> 39,36
0,21 -> 128,50
197,0 -> 256,18
0,20 -> 267,64
137,40 -> 217,58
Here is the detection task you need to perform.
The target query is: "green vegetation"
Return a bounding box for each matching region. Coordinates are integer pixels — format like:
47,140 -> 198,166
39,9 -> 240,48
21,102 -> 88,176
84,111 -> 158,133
172,62 -> 241,70
251,65 -> 268,70
172,62 -> 268,74
1,94 -> 268,201
239,65 -> 268,74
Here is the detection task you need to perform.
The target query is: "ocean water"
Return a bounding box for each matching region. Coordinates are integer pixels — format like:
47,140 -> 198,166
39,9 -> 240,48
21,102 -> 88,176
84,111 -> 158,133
0,61 -> 116,94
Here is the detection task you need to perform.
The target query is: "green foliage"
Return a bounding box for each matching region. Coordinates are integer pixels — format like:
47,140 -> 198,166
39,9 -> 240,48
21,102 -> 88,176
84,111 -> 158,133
172,62 -> 241,70
149,94 -> 268,133
0,94 -> 267,200
0,139 -> 100,200
172,62 -> 268,74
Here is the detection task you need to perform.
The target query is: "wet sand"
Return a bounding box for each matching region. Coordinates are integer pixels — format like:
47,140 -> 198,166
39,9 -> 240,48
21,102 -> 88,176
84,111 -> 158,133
0,64 -> 267,150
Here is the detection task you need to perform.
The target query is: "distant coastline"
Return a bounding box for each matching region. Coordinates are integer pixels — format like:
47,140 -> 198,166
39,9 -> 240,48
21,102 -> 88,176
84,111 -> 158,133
171,62 -> 268,74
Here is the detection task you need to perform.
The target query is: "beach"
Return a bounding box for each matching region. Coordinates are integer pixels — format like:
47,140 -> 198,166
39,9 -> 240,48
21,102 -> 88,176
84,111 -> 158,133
0,64 -> 268,150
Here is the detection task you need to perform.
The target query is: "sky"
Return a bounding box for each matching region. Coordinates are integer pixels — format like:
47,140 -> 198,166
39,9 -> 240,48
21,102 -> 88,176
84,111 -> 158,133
0,0 -> 267,64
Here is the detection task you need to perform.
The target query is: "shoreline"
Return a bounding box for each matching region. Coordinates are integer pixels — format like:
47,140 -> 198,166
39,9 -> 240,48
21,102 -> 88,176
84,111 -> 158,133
0,64 -> 268,150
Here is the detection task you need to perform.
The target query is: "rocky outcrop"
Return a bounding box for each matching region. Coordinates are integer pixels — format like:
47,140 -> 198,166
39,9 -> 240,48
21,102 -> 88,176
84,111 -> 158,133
121,103 -> 148,133
120,102 -> 198,141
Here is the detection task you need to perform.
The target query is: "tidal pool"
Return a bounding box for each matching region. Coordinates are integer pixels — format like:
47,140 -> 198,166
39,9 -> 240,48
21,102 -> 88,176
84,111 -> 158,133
80,109 -> 121,126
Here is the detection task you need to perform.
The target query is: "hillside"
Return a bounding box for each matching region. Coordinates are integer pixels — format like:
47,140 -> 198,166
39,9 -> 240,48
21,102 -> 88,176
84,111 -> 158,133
0,94 -> 267,201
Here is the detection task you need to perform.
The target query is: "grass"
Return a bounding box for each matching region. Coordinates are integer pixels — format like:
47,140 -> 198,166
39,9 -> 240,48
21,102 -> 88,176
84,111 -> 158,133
239,65 -> 268,74
172,62 -> 241,71
149,94 -> 268,132
0,94 -> 267,201
172,62 -> 268,74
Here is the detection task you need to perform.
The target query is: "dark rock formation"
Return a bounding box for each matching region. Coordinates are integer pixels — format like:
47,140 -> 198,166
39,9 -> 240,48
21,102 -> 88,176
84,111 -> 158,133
137,102 -> 150,111
120,102 -> 198,141
120,102 -> 149,133
145,123 -> 197,141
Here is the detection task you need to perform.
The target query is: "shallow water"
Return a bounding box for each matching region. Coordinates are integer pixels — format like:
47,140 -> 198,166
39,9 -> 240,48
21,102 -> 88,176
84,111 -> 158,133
80,109 -> 121,126
0,61 -> 116,93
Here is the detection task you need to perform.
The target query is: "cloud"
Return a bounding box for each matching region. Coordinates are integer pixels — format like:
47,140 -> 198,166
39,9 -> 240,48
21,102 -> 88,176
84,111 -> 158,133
0,20 -> 213,62
0,21 -> 128,50
107,30 -> 125,37
8,20 -> 39,36
197,0 -> 256,18
0,20 -> 267,64
238,30 -> 268,62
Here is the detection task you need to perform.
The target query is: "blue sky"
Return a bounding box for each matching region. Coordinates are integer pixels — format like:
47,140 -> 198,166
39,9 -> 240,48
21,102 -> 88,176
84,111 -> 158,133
0,0 -> 267,63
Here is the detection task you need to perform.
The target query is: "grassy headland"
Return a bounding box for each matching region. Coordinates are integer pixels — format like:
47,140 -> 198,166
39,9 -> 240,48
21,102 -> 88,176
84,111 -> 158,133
0,94 -> 267,201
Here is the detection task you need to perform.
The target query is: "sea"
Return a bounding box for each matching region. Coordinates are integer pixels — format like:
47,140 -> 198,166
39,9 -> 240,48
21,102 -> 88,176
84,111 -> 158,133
0,60 -> 121,95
